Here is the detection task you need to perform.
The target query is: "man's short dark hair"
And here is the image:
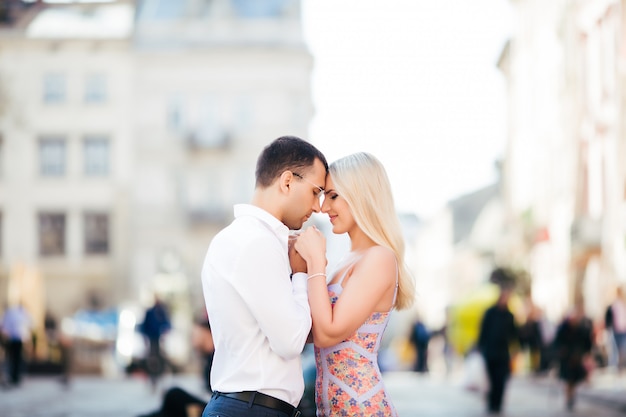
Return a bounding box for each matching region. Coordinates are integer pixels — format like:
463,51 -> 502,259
255,136 -> 328,188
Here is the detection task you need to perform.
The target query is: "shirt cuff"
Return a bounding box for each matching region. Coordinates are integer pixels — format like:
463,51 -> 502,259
291,272 -> 308,295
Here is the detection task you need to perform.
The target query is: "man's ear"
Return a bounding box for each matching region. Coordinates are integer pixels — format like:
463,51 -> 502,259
279,171 -> 295,194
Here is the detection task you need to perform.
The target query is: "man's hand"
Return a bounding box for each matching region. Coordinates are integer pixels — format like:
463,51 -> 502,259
289,235 -> 307,275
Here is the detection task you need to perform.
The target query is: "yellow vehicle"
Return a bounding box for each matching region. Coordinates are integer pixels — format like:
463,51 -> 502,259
447,282 -> 524,356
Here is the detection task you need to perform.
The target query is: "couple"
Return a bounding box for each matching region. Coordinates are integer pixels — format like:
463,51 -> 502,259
201,136 -> 415,417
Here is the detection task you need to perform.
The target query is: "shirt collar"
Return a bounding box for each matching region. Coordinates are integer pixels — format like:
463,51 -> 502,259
234,204 -> 289,238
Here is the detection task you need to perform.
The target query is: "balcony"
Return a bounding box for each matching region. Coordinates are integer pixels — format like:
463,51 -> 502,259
185,128 -> 231,152
187,206 -> 231,226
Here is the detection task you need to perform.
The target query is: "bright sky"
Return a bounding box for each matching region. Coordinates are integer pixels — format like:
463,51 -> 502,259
302,0 -> 513,218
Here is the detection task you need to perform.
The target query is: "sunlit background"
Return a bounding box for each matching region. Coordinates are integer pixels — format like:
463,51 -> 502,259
0,0 -> 624,381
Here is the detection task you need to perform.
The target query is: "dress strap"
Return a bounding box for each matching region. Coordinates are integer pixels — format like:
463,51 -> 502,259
335,264 -> 353,287
390,260 -> 399,310
334,252 -> 363,287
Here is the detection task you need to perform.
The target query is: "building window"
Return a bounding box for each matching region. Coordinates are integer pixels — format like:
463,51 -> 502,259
43,73 -> 66,104
167,96 -> 184,133
231,0 -> 288,17
39,137 -> 66,176
84,136 -> 109,176
187,95 -> 229,149
234,96 -> 252,133
39,212 -> 65,256
84,212 -> 109,255
137,0 -> 185,20
84,73 -> 107,103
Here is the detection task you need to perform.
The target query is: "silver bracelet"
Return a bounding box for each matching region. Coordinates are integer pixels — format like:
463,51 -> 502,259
307,272 -> 327,281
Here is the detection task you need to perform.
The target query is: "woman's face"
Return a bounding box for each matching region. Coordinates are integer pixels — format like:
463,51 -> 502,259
321,175 -> 356,235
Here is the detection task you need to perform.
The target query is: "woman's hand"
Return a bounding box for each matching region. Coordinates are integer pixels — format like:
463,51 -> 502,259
294,226 -> 327,272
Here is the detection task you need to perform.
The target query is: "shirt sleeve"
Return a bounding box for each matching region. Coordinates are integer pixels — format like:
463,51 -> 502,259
291,272 -> 308,298
232,235 -> 312,360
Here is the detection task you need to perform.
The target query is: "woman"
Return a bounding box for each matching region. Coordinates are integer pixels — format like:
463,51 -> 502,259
553,304 -> 593,411
295,152 -> 415,416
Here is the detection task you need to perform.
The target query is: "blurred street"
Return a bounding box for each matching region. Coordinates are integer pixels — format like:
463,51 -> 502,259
2,369 -> 626,417
1,1 -> 626,416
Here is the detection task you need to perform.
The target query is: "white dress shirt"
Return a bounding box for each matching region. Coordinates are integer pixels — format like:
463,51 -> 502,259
201,204 -> 311,406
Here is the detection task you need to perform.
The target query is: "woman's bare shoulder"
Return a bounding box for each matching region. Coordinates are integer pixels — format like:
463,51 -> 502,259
364,245 -> 396,261
356,246 -> 396,274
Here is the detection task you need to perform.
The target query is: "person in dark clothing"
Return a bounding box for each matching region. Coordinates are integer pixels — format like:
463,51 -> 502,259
140,297 -> 172,388
1,303 -> 33,386
604,286 -> 626,371
138,386 -> 208,417
553,304 -> 593,411
191,312 -> 214,393
518,305 -> 544,374
477,270 -> 519,415
519,319 -> 542,371
409,319 -> 430,373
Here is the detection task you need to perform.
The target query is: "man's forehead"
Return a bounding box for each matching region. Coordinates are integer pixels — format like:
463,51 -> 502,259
310,161 -> 327,186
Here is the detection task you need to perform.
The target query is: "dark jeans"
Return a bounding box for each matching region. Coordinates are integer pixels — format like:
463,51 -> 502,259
146,338 -> 166,385
615,332 -> 626,368
202,393 -> 295,417
6,340 -> 24,385
484,357 -> 510,413
413,342 -> 429,373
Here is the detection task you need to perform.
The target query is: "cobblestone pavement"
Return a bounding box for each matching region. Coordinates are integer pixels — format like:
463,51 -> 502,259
391,370 -> 626,417
1,369 -> 625,417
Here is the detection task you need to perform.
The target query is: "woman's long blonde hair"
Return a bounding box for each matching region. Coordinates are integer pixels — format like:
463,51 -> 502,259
329,152 -> 415,310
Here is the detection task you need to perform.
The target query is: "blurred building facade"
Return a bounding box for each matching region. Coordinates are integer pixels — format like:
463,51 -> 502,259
0,0 -> 312,335
0,0 -> 136,329
411,0 -> 626,338
409,184 -> 497,328
497,0 -> 626,322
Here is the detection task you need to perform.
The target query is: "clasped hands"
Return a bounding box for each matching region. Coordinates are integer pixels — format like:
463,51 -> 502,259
289,226 -> 327,276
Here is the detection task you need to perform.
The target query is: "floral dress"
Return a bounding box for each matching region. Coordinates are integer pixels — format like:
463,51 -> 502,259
314,258 -> 398,417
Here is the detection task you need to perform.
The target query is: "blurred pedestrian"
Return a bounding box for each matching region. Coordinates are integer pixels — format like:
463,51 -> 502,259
43,311 -> 72,385
441,306 -> 455,377
604,285 -> 626,372
191,311 -> 214,393
200,136 -> 327,417
409,318 -> 430,373
537,311 -> 557,374
519,304 -> 543,374
294,152 -> 416,416
554,303 -> 593,411
1,302 -> 33,387
477,269 -> 519,415
139,295 -> 171,389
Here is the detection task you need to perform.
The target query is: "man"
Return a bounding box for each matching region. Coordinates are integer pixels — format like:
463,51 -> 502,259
554,304 -> 593,411
477,268 -> 519,415
201,136 -> 327,417
409,318 -> 430,373
140,296 -> 171,388
605,286 -> 626,372
1,302 -> 33,386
